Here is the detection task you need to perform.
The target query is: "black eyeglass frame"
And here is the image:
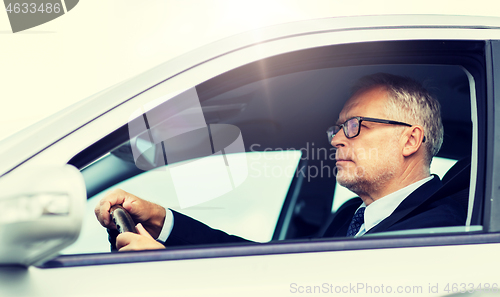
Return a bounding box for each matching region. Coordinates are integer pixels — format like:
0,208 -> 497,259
327,116 -> 425,142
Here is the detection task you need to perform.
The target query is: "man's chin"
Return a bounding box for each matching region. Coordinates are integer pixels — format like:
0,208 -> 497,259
337,177 -> 366,195
337,165 -> 368,188
336,173 -> 357,188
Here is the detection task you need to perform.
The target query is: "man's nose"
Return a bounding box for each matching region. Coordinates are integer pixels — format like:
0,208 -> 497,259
330,129 -> 347,147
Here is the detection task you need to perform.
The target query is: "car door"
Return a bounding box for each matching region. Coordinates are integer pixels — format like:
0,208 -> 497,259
2,15 -> 500,297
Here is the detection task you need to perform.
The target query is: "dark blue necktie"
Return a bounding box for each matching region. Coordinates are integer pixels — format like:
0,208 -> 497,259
346,207 -> 366,237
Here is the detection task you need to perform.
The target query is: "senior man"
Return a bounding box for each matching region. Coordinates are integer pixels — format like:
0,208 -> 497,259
95,73 -> 466,251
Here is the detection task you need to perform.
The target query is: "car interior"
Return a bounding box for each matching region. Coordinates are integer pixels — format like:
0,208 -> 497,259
67,40 -> 485,255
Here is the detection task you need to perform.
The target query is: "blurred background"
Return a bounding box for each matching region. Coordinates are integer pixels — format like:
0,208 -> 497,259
1,0 -> 500,141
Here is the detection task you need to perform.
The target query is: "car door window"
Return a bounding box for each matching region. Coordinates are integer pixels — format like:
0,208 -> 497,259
63,150 -> 301,254
62,40 -> 483,257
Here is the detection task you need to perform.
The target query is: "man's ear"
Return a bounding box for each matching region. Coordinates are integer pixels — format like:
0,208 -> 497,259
402,125 -> 425,157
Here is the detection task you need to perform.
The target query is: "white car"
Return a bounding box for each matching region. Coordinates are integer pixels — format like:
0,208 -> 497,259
1,14 -> 500,297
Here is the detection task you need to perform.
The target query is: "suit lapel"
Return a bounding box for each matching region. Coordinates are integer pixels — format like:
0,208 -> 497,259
365,175 -> 442,234
322,197 -> 362,237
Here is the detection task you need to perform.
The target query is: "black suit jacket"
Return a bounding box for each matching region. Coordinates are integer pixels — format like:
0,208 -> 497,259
322,175 -> 466,237
163,175 -> 466,246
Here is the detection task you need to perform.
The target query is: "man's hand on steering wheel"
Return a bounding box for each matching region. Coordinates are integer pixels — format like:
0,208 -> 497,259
116,223 -> 166,251
94,188 -> 166,239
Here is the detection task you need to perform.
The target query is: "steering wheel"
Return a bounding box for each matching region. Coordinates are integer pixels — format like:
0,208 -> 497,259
110,205 -> 138,234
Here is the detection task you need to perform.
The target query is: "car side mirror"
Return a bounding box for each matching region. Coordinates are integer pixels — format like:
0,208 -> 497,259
0,165 -> 86,267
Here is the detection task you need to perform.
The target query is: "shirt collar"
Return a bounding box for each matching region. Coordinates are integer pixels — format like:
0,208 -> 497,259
356,176 -> 434,236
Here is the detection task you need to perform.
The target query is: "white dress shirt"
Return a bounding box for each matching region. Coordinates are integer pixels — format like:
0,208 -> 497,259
354,176 -> 433,237
156,208 -> 174,242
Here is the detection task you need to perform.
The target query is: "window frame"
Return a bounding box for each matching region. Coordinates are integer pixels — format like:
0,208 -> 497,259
483,40 -> 500,233
46,39 -> 495,268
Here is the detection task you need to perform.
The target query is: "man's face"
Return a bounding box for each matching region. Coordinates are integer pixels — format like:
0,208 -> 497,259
332,86 -> 404,197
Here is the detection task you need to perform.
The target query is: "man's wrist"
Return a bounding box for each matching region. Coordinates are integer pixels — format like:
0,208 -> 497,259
157,208 -> 174,242
145,205 -> 166,239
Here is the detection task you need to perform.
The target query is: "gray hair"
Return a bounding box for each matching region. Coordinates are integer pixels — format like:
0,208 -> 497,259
352,73 -> 444,165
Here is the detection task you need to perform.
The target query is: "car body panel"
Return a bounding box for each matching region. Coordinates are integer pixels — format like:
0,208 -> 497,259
2,242 -> 500,296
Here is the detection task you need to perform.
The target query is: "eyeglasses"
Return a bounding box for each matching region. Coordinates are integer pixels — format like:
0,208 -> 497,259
327,116 -> 423,143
